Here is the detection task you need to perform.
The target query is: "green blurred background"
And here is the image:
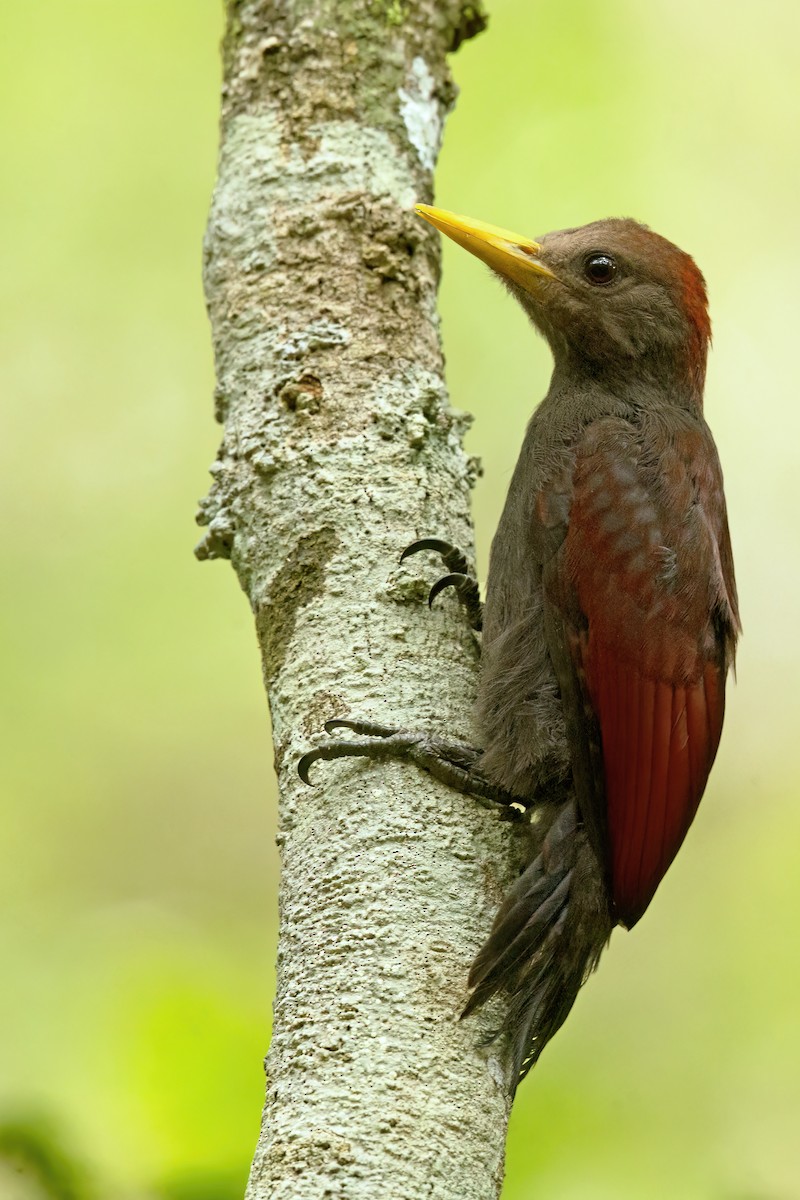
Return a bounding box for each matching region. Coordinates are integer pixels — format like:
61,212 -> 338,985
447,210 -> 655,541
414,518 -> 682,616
2,1 -> 797,1197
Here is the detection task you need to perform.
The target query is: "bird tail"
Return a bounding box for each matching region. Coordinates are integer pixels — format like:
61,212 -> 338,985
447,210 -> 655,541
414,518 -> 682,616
462,799 -> 613,1086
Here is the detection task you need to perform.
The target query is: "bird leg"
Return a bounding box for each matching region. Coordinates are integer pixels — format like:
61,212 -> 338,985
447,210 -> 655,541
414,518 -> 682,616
298,719 -> 527,816
298,542 -> 494,807
401,538 -> 483,632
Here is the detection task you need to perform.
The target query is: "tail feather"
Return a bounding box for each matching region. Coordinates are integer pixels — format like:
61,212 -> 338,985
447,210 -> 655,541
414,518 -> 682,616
463,872 -> 572,1014
467,867 -> 571,987
463,798 -> 613,1087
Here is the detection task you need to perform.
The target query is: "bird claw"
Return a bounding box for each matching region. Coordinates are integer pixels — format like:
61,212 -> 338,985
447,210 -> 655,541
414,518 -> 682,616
298,718 -> 526,813
401,538 -> 472,576
427,571 -> 480,615
323,718 -> 397,737
401,537 -> 483,631
298,722 -> 426,786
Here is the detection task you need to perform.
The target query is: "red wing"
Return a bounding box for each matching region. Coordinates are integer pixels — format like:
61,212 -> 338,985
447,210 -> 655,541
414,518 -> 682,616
540,417 -> 738,928
580,640 -> 724,926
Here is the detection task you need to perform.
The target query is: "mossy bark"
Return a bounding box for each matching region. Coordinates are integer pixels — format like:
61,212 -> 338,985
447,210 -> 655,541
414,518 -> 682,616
199,3 -> 519,1197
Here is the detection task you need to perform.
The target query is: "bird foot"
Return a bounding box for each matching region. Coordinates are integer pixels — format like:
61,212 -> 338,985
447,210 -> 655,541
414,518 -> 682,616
401,538 -> 484,632
298,718 -> 527,816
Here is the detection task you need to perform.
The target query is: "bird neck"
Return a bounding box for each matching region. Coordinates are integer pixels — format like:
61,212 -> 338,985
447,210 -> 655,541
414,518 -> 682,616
549,345 -> 706,415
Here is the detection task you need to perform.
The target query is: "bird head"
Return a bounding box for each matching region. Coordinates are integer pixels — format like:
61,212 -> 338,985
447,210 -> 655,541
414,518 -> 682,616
416,206 -> 710,397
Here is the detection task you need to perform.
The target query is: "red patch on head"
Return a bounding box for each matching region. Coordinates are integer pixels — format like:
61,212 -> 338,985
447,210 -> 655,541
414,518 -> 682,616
623,223 -> 711,391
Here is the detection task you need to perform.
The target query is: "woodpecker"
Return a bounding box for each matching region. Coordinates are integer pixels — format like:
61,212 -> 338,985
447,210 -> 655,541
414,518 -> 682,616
300,206 -> 739,1085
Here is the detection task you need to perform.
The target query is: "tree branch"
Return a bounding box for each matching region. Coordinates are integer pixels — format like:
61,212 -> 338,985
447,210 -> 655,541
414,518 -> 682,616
198,2 -> 520,1196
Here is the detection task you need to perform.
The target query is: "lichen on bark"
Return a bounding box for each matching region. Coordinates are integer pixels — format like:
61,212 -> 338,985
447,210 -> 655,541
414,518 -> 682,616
199,3 -> 518,1197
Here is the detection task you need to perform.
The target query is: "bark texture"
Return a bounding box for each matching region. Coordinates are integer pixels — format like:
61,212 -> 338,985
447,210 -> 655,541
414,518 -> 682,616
198,3 -> 521,1197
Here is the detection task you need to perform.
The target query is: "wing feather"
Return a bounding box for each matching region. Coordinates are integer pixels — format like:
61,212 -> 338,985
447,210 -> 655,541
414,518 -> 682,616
538,416 -> 738,927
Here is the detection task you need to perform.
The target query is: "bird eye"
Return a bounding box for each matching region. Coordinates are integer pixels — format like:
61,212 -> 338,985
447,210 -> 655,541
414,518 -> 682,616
584,253 -> 617,286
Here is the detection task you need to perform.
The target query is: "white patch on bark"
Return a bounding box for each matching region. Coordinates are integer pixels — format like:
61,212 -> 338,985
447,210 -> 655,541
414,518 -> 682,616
399,56 -> 443,171
210,112 -> 420,225
275,321 -> 352,360
318,122 -> 418,208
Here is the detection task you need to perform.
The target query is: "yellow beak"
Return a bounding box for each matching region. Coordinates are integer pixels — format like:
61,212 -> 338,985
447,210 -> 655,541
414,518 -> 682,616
415,204 -> 556,290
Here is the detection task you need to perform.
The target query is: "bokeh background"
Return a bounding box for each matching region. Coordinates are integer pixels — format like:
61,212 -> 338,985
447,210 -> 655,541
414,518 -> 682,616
2,1 -> 798,1197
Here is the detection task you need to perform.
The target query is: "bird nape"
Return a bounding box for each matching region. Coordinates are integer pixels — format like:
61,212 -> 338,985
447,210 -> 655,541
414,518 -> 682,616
299,205 -> 740,1089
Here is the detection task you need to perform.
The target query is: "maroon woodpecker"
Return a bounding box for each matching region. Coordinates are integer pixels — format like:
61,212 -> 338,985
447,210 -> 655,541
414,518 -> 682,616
300,206 -> 740,1086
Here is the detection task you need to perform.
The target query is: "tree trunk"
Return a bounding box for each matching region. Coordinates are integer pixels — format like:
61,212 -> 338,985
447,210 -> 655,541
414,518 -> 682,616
198,3 -> 520,1197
